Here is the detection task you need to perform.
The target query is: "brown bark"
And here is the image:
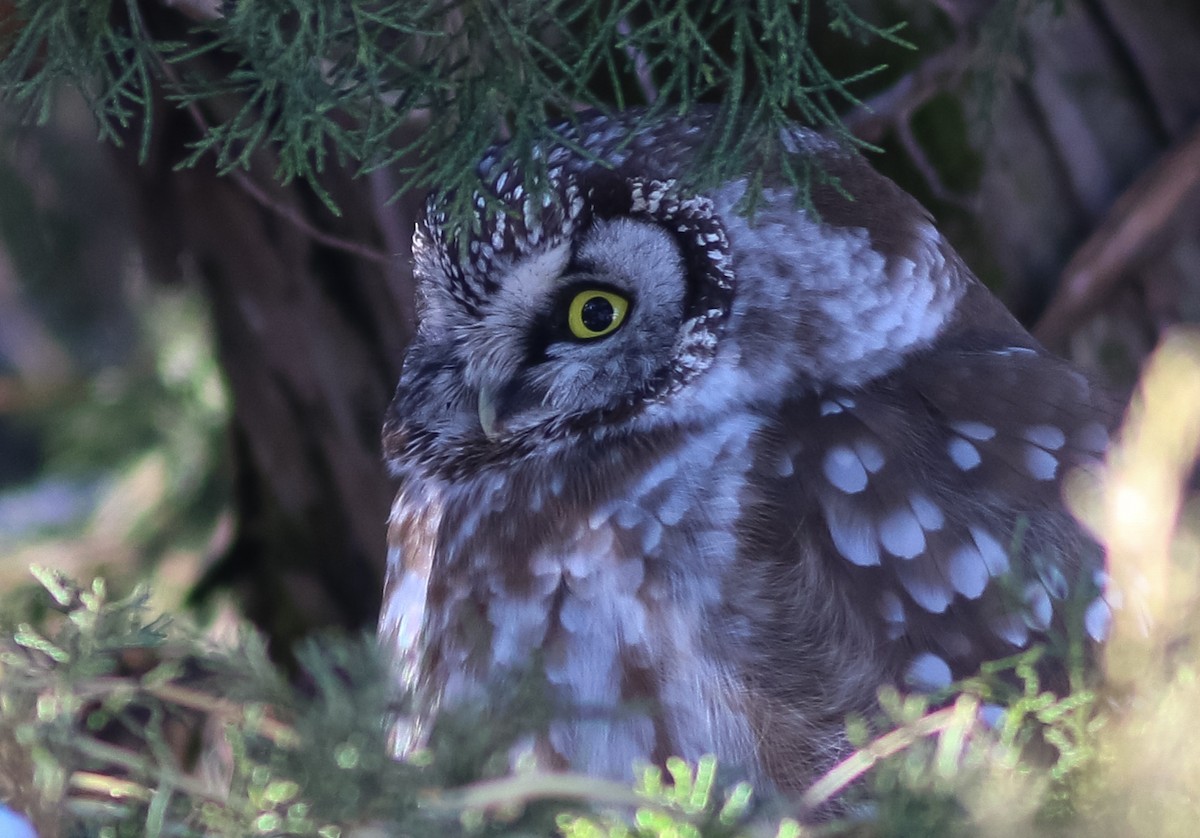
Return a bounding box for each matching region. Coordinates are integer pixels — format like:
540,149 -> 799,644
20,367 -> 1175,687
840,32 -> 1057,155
851,0 -> 1200,388
104,4 -> 422,642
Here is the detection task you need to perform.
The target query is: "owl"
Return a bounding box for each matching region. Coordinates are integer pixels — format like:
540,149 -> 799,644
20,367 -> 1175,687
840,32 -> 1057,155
378,109 -> 1118,796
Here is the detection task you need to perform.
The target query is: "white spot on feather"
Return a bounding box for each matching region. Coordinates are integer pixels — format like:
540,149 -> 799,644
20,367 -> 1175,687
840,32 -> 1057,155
991,614 -> 1029,647
947,436 -> 981,471
632,454 -> 679,497
853,438 -> 886,473
825,499 -> 880,567
879,590 -> 906,638
1084,597 -> 1111,641
823,445 -> 869,494
489,594 -> 556,668
905,653 -> 952,691
969,526 -> 1010,575
880,508 -> 925,558
614,503 -> 644,531
898,568 -> 952,613
1024,583 -> 1053,630
910,493 -> 945,531
1024,445 -> 1059,480
1022,424 -> 1066,450
587,499 -> 618,531
950,420 -> 996,441
378,566 -> 428,661
879,590 -> 905,624
657,486 -> 692,525
641,518 -> 663,553
947,544 -> 989,599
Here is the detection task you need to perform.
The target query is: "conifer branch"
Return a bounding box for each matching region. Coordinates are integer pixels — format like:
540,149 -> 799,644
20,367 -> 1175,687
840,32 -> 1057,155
1,0 -> 909,226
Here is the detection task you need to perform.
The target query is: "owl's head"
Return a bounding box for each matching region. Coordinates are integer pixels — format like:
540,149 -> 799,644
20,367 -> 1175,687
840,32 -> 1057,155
386,110 -> 1017,474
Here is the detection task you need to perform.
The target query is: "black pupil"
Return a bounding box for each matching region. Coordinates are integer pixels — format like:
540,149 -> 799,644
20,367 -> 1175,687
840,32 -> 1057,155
581,296 -> 615,333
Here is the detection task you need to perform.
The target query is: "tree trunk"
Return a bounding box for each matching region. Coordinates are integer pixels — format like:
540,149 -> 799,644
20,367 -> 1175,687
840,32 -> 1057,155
107,4 -> 423,643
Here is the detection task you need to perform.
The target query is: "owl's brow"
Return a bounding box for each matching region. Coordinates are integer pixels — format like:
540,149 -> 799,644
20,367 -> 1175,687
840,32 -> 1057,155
563,252 -> 598,277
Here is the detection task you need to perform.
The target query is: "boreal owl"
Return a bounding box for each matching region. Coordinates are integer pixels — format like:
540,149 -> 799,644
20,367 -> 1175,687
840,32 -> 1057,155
379,109 -> 1117,795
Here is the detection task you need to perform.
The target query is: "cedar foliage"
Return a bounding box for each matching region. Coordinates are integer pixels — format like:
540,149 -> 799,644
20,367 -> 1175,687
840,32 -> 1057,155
1,0 -> 906,219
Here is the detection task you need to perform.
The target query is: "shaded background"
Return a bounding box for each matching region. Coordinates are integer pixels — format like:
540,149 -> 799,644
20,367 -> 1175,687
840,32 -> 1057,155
1,0 -> 1198,655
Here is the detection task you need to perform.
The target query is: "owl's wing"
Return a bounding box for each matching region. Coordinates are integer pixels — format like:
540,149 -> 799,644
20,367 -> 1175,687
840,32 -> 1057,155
768,346 -> 1120,689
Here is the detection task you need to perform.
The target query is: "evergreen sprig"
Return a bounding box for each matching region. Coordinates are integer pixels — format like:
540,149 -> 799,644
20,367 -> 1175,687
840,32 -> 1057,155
1,0 -> 909,219
0,0 -> 172,161
2,545 -> 1199,837
0,568 -> 816,837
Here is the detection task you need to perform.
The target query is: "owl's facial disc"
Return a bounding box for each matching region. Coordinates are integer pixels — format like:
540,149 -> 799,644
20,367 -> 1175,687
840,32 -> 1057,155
467,215 -> 687,439
478,285 -> 632,438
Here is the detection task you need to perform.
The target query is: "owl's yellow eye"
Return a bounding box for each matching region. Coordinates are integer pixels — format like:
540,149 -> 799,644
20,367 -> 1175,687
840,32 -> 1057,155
567,289 -> 629,339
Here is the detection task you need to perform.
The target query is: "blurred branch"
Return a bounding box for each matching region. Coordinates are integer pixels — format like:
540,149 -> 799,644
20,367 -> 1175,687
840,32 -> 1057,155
139,17 -> 395,269
1034,122 -> 1200,347
843,26 -> 976,208
80,677 -> 299,747
157,0 -> 222,23
422,771 -> 646,813
801,696 -> 979,812
68,736 -> 221,803
617,16 -> 659,104
366,166 -> 420,334
0,246 -> 73,394
844,42 -> 969,145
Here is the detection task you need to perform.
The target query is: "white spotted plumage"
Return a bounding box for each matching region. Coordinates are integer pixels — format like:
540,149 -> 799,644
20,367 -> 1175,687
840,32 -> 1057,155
379,108 -> 1119,797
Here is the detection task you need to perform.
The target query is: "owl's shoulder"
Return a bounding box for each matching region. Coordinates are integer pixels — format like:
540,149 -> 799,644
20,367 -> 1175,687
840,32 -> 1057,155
751,343 -> 1116,685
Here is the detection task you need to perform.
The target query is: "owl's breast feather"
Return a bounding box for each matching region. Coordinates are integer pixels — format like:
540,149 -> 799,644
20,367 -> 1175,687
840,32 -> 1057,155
382,413 -> 778,785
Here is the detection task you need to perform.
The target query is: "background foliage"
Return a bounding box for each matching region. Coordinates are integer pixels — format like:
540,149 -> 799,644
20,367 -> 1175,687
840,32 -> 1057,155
3,0 -> 904,216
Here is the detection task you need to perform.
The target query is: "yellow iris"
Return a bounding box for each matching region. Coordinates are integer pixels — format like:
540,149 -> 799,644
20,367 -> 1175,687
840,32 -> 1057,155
567,289 -> 629,339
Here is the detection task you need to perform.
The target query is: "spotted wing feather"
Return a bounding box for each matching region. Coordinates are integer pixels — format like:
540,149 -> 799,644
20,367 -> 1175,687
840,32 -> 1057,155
763,346 -> 1119,690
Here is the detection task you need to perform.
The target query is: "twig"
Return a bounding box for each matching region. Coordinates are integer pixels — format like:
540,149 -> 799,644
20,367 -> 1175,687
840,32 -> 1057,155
223,164 -> 394,267
617,17 -> 659,104
68,737 -> 225,803
367,167 -> 419,332
800,697 -> 979,811
81,676 -> 300,748
420,771 -> 647,813
146,3 -> 394,267
841,36 -> 980,208
843,43 -> 969,146
157,0 -> 223,23
1033,122 -> 1200,347
895,104 -> 978,211
143,681 -> 301,747
70,772 -> 154,803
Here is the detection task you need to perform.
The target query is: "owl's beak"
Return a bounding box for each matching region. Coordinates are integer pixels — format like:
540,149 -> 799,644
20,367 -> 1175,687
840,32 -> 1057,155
478,377 -> 533,439
477,384 -> 500,439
